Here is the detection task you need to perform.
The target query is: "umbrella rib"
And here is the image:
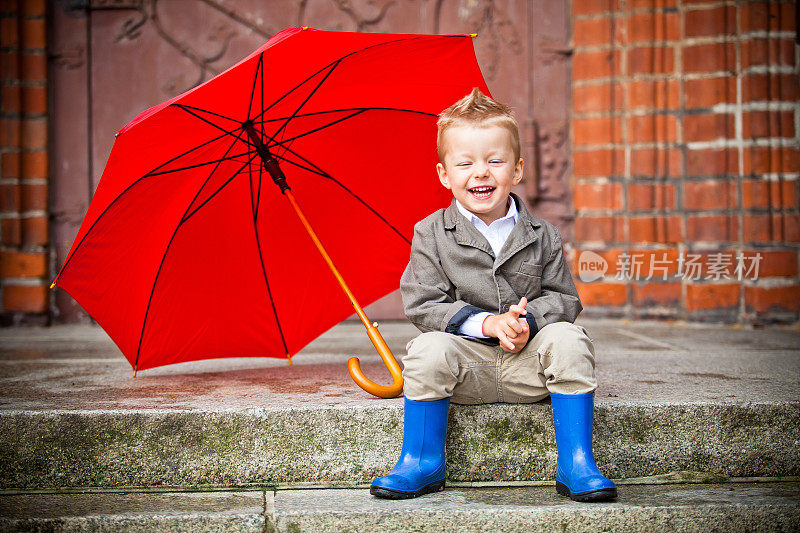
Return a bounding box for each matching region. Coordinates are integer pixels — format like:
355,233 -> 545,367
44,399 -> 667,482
250,36 -> 418,126
247,53 -> 263,122
173,103 -> 241,125
53,128 -> 246,287
267,109 -> 366,153
248,159 -> 290,357
148,149 -> 254,178
135,147 -> 259,368
173,104 -> 245,143
182,150 -> 259,224
252,106 -> 437,126
273,153 -> 411,246
269,60 -> 341,149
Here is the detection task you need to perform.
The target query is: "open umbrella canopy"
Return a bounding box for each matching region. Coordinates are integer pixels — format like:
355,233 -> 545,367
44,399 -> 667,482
53,27 -> 490,373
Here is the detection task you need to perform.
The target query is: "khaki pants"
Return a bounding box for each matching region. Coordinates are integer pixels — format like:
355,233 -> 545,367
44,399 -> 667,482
402,322 -> 597,403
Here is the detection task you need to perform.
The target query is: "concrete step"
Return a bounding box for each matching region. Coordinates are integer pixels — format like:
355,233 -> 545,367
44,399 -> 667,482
2,483 -> 799,532
1,320 -> 799,490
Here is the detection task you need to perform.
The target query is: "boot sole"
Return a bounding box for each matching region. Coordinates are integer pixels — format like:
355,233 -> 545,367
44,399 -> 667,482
370,479 -> 445,500
556,480 -> 617,502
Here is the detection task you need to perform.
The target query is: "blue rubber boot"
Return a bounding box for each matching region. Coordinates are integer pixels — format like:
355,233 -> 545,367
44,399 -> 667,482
550,392 -> 617,502
370,397 -> 449,499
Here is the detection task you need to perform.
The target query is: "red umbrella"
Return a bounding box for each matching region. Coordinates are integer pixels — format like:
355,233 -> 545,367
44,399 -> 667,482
51,27 -> 489,397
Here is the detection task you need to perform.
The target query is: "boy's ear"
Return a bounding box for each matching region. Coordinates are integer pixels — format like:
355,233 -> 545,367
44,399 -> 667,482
513,158 -> 524,185
436,162 -> 452,190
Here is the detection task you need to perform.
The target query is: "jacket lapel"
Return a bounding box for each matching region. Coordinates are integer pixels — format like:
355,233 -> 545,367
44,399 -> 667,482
444,200 -> 494,258
494,193 -> 540,270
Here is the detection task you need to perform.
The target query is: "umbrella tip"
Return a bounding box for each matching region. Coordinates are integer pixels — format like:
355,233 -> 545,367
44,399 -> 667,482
470,33 -> 477,38
49,281 -> 56,290
301,26 -> 309,30
287,353 -> 293,365
132,366 -> 137,378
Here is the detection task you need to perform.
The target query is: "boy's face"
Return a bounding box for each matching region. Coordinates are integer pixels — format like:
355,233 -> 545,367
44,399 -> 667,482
436,124 -> 523,226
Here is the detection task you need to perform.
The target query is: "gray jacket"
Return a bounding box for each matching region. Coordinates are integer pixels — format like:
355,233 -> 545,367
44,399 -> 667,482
400,192 -> 582,342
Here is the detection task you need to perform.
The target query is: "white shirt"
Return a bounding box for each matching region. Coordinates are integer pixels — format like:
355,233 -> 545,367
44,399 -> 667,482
454,198 -> 519,338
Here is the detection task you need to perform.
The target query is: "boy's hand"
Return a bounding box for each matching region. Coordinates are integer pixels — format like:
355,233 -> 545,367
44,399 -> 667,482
481,297 -> 530,353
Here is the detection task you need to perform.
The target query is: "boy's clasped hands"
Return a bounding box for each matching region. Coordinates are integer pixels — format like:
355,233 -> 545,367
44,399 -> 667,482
481,297 -> 529,352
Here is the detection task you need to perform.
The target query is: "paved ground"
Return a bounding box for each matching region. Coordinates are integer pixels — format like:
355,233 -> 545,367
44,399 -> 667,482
1,318 -> 799,411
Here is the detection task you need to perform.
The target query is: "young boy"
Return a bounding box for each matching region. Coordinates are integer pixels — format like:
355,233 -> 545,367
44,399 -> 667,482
370,88 -> 617,502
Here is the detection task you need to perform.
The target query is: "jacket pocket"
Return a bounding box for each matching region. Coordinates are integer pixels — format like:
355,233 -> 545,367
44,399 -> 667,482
517,261 -> 543,277
511,262 -> 543,297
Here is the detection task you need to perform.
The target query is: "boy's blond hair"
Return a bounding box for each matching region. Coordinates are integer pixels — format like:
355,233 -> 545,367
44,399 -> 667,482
436,87 -> 520,164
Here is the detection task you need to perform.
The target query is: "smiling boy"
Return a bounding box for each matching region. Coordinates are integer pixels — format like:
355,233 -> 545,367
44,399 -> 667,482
369,88 -> 617,502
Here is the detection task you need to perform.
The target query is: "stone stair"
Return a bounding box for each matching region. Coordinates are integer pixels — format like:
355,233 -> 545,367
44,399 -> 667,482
1,319 -> 799,531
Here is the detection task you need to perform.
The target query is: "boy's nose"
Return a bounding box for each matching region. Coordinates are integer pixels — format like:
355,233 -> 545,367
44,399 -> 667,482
473,163 -> 489,177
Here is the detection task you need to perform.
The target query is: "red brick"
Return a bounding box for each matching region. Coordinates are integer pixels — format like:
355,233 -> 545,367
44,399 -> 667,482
630,148 -> 682,177
744,285 -> 800,313
633,281 -> 681,306
743,146 -> 800,174
573,149 -> 624,177
628,248 -> 681,278
627,45 -> 674,74
742,111 -> 795,139
20,118 -> 46,149
741,39 -> 796,68
2,284 -> 48,312
2,84 -> 21,113
21,85 -> 47,115
0,118 -> 20,147
574,49 -> 620,80
574,215 -> 625,242
574,281 -> 627,306
0,17 -> 19,47
19,0 -> 46,16
0,250 -> 46,278
684,77 -> 737,108
0,217 -> 21,246
783,214 -> 800,243
21,183 -> 47,211
1,152 -> 21,179
625,12 -> 680,43
742,214 -> 781,242
0,51 -> 19,78
683,180 -> 737,210
20,52 -> 46,81
574,117 -> 622,145
684,42 -> 735,73
686,148 -> 738,176
574,17 -> 619,47
0,183 -> 20,211
744,250 -> 799,277
742,1 -> 796,33
629,215 -> 682,243
573,181 -> 623,211
627,79 -> 680,110
20,151 -> 47,179
573,83 -> 624,113
573,0 -> 621,16
686,215 -> 738,242
627,114 -> 677,143
627,182 -> 676,211
20,18 -> 45,49
742,179 -> 797,209
742,73 -> 800,103
686,283 -> 739,311
683,113 -> 735,143
21,215 -> 47,245
685,5 -> 737,37
629,0 -> 676,7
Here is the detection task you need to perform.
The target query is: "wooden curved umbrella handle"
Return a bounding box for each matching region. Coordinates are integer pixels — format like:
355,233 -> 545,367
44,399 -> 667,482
347,322 -> 404,398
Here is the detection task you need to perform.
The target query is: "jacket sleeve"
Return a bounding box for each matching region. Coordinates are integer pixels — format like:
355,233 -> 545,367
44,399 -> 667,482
400,221 -> 489,334
525,227 -> 583,333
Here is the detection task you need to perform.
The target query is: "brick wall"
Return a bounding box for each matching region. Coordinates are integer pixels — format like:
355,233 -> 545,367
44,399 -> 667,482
570,0 -> 799,324
0,0 -> 49,325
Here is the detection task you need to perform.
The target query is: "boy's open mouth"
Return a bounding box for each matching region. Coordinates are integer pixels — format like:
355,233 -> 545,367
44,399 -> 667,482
468,186 -> 495,200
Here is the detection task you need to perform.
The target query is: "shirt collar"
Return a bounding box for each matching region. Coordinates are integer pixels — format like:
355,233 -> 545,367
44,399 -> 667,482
455,196 -> 519,228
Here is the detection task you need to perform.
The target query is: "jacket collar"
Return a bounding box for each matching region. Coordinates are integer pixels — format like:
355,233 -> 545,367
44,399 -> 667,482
444,192 -> 541,264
